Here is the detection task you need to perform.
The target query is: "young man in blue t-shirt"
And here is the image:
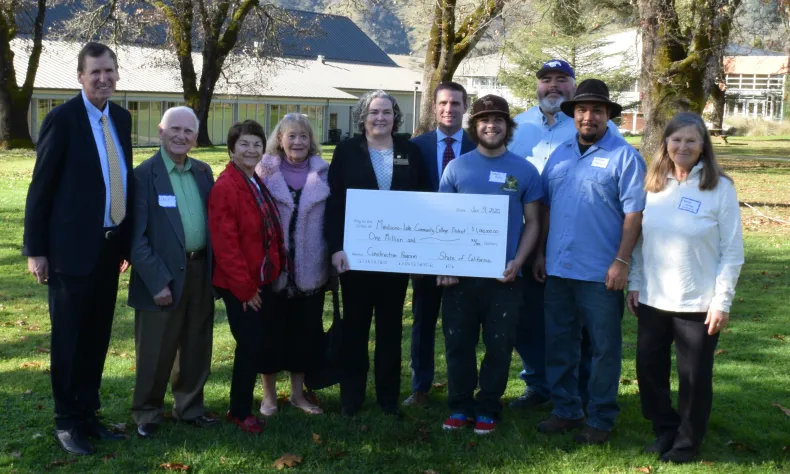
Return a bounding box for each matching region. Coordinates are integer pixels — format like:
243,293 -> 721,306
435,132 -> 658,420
437,95 -> 542,434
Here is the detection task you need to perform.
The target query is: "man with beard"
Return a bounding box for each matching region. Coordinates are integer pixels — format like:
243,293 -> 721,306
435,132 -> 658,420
535,79 -> 646,444
508,60 -> 621,411
437,95 -> 542,435
405,82 -> 476,407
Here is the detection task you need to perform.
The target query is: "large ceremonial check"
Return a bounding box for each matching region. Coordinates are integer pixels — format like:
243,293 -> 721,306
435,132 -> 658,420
343,189 -> 509,278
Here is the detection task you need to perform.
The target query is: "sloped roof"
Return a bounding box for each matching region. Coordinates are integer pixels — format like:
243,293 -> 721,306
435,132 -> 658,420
11,39 -> 421,99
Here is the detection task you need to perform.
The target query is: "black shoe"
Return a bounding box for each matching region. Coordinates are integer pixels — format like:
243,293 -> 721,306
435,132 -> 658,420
644,432 -> 676,454
136,423 -> 158,439
509,388 -> 550,410
572,424 -> 610,444
54,429 -> 95,456
82,420 -> 126,441
340,406 -> 358,418
381,406 -> 403,419
537,414 -> 585,434
184,415 -> 219,428
660,447 -> 699,464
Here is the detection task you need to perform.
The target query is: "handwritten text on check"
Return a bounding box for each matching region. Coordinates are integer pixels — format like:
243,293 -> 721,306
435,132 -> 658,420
343,190 -> 509,278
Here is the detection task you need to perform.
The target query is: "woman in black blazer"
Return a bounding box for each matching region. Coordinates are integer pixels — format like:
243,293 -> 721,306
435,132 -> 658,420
325,89 -> 430,417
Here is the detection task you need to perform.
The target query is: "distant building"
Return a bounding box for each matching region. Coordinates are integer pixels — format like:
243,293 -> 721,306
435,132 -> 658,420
13,10 -> 424,146
722,46 -> 787,121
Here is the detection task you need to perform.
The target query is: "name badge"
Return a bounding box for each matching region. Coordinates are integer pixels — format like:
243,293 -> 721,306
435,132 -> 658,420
591,157 -> 609,168
489,171 -> 507,183
678,197 -> 701,214
158,195 -> 177,208
393,158 -> 409,166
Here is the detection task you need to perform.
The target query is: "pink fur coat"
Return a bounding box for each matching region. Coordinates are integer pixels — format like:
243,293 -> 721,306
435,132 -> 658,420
256,154 -> 330,293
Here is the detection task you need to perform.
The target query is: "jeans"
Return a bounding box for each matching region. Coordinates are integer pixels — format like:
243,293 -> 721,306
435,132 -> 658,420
544,276 -> 624,431
409,276 -> 443,392
514,268 -> 592,401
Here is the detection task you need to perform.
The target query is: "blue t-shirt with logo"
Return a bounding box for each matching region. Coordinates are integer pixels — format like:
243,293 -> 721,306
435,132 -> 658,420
439,148 -> 543,263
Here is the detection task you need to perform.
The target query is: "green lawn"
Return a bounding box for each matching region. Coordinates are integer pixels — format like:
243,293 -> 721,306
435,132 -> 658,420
1,143 -> 789,473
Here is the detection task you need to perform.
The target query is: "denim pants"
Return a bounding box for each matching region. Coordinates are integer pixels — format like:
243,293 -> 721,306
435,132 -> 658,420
442,278 -> 522,420
409,276 -> 443,392
544,276 -> 624,431
514,269 -> 593,401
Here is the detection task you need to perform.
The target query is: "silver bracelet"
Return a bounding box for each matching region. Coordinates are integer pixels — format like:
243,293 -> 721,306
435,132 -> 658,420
615,257 -> 630,267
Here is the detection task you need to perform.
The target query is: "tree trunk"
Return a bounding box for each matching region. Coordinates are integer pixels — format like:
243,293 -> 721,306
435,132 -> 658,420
709,83 -> 725,130
0,0 -> 46,149
416,0 -> 507,135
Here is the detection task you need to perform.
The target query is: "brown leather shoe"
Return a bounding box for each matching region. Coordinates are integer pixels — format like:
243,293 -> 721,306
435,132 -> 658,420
536,414 -> 585,434
573,424 -> 610,444
402,391 -> 429,407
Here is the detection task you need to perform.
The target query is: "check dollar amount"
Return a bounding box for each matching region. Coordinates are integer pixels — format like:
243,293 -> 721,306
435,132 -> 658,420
343,190 -> 509,278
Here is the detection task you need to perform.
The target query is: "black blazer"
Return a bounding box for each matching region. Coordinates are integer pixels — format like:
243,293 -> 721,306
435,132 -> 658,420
410,129 -> 476,191
22,93 -> 134,276
128,152 -> 214,311
324,135 -> 431,255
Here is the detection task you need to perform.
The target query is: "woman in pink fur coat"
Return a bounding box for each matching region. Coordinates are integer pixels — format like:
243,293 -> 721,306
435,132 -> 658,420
254,113 -> 330,416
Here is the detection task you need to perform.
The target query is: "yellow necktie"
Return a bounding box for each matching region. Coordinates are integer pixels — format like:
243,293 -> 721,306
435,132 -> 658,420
100,114 -> 125,225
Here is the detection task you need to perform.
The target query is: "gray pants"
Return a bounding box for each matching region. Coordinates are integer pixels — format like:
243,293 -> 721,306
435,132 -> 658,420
132,258 -> 214,425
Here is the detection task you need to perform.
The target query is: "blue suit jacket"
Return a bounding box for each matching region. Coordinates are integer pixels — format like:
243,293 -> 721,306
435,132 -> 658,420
410,129 -> 476,191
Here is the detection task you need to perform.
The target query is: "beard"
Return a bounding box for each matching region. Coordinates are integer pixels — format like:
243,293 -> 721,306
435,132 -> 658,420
478,134 -> 507,150
538,94 -> 565,115
580,132 -> 599,143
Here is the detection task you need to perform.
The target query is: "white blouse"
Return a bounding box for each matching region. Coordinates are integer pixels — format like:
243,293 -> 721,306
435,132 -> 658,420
628,162 -> 744,313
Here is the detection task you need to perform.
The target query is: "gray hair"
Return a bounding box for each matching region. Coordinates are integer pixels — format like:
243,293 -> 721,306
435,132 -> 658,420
160,106 -> 199,130
352,89 -> 403,135
265,113 -> 322,158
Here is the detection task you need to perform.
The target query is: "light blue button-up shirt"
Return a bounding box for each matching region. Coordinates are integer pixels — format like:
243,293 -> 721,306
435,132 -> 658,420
509,106 -> 622,174
81,91 -> 128,227
541,129 -> 647,283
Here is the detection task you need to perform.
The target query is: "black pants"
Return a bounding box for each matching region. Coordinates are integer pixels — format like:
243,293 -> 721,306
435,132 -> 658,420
220,287 -> 271,419
442,277 -> 522,420
261,290 -> 326,374
637,304 -> 719,453
339,271 -> 409,412
48,236 -> 121,430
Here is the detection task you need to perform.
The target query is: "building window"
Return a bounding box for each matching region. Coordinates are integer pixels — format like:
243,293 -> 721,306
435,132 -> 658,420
302,105 -> 325,140
34,99 -> 65,138
128,100 -> 163,146
208,102 -> 233,144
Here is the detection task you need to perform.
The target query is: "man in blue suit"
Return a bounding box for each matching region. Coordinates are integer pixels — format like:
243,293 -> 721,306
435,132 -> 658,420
404,82 -> 476,407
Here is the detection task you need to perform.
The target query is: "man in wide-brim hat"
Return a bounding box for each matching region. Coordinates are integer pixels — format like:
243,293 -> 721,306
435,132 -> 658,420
533,78 -> 647,445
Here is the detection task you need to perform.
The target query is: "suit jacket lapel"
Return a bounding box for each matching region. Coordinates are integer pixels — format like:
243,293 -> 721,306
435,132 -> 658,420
426,130 -> 440,190
191,159 -> 212,205
152,152 -> 186,249
460,130 -> 476,155
391,137 -> 412,191
357,138 -> 379,189
74,94 -> 104,180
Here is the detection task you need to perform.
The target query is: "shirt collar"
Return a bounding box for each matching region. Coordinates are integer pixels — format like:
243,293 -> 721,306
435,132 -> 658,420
436,128 -> 464,143
81,90 -> 108,123
537,108 -> 570,126
667,160 -> 704,180
579,128 -> 618,152
161,147 -> 191,173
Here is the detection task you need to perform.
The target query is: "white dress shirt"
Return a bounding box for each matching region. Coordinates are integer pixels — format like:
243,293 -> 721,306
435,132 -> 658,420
628,162 -> 744,312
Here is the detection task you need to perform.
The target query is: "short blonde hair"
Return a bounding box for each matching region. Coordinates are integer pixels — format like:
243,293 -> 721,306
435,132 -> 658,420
265,113 -> 322,158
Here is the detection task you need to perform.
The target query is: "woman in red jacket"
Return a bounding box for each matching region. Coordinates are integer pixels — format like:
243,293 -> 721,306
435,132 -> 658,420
208,120 -> 287,434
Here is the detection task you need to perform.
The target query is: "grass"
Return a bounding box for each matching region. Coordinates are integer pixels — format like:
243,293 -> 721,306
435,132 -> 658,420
1,143 -> 789,473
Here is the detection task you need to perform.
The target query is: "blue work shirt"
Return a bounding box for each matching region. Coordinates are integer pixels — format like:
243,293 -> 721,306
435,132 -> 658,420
509,106 -> 622,174
541,130 -> 646,283
81,91 -> 128,227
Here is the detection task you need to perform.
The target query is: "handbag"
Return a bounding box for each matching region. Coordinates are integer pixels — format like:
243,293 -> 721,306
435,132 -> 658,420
304,287 -> 344,390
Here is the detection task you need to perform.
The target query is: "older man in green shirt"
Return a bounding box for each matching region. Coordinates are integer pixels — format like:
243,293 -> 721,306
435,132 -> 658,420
128,106 -> 216,439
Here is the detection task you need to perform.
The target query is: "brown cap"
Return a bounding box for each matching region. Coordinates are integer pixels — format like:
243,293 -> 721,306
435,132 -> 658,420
470,94 -> 510,119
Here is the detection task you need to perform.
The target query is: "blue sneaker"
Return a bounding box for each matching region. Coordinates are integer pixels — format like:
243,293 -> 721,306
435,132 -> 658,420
442,413 -> 473,430
474,416 -> 497,435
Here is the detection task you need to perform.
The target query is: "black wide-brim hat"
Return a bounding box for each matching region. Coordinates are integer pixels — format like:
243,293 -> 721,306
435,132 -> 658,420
560,78 -> 623,118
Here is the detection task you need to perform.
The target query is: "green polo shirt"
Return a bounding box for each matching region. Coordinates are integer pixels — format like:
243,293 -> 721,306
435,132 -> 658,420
162,148 -> 207,252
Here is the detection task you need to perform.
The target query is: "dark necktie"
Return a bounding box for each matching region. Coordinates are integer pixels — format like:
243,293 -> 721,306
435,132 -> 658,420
441,136 -> 455,173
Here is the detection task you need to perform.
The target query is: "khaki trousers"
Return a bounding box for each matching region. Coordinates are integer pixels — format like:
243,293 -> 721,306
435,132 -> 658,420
132,258 -> 214,425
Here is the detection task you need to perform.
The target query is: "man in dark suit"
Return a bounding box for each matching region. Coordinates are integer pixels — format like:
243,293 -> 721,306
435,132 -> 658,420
22,42 -> 133,455
128,106 -> 217,439
404,82 -> 476,407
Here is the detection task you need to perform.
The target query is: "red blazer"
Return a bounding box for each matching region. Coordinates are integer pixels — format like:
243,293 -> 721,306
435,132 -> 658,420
209,161 -> 281,302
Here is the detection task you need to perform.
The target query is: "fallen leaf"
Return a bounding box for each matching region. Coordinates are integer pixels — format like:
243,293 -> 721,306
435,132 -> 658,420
26,324 -> 41,331
119,353 -> 128,359
327,447 -> 346,458
32,433 -> 43,439
22,389 -> 32,395
432,382 -> 446,391
783,445 -> 790,451
715,349 -> 728,356
16,320 -> 26,327
277,390 -> 289,402
418,427 -> 430,442
620,378 -> 637,385
312,433 -> 323,445
35,404 -> 44,410
634,467 -> 652,474
701,460 -> 716,466
160,462 -> 190,471
771,334 -> 786,342
772,403 -> 790,417
46,459 -> 78,469
20,361 -> 42,369
129,365 -> 136,372
423,470 -> 438,474
464,441 -> 477,450
110,423 -> 127,434
359,425 -> 369,432
726,439 -> 757,452
220,456 -> 227,464
35,346 -> 50,353
101,452 -> 118,462
10,451 -> 21,459
272,453 -> 303,469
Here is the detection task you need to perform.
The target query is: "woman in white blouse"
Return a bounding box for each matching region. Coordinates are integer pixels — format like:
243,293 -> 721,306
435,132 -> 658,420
627,112 -> 744,464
